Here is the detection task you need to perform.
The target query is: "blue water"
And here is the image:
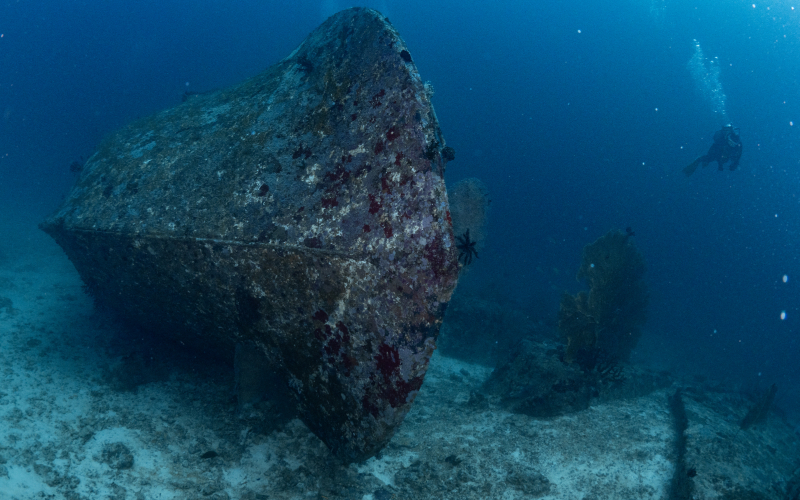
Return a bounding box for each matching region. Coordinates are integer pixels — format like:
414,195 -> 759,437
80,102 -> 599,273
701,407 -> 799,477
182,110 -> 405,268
1,0 -> 798,418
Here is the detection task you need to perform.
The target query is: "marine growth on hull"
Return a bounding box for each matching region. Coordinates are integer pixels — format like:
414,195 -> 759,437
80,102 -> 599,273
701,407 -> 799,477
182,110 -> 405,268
41,8 -> 459,463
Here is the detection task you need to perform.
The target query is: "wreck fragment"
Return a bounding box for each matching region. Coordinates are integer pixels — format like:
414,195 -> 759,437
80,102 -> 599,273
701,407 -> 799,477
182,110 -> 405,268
41,7 -> 459,463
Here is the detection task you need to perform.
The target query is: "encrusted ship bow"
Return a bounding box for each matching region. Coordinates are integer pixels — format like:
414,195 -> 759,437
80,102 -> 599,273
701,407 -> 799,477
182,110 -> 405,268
41,8 -> 459,463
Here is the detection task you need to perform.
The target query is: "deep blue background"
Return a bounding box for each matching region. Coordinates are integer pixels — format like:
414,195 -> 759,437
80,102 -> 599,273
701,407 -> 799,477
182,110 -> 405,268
2,0 -> 799,417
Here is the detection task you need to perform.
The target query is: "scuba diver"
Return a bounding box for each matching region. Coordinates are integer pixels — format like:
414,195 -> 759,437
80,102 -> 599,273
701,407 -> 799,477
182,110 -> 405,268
683,124 -> 742,176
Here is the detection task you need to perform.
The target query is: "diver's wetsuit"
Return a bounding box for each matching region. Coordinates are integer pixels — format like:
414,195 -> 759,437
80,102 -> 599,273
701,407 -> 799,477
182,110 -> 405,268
683,126 -> 742,176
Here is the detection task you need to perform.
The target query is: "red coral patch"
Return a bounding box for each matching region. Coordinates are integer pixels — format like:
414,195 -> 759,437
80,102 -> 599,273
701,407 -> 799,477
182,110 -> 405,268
386,126 -> 400,142
376,343 -> 400,378
321,196 -> 338,208
324,165 -> 350,184
423,238 -> 453,277
362,343 -> 425,415
368,194 -> 381,214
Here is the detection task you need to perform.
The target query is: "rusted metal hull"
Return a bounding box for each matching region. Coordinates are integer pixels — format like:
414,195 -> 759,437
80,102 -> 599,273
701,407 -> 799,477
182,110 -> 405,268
41,8 -> 459,462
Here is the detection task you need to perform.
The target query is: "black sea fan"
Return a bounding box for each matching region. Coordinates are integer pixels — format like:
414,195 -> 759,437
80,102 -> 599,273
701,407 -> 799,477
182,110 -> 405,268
558,229 -> 648,364
455,229 -> 478,265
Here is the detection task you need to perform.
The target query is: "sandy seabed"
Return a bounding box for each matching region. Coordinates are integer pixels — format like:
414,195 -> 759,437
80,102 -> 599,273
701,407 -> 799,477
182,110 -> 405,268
0,222 -> 797,500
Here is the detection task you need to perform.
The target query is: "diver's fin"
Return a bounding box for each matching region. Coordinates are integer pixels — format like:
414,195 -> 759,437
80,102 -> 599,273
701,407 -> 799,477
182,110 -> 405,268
683,158 -> 701,176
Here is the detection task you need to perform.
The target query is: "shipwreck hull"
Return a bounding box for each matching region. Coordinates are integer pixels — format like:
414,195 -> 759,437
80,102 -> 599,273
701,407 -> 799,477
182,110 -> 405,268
41,8 -> 459,463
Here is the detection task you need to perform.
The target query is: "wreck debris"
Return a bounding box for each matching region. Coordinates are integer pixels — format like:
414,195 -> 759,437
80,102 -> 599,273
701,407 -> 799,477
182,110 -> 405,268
739,383 -> 777,430
40,8 -> 459,463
